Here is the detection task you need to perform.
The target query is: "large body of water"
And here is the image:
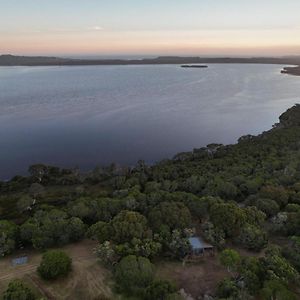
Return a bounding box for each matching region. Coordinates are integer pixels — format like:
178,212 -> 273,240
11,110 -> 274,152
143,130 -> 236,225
0,64 -> 300,179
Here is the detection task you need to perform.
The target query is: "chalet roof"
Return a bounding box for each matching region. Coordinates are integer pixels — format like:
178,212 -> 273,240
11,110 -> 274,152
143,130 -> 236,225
188,237 -> 213,250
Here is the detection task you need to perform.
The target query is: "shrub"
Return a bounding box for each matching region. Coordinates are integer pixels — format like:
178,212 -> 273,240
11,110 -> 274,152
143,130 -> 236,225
3,279 -> 36,300
37,250 -> 72,280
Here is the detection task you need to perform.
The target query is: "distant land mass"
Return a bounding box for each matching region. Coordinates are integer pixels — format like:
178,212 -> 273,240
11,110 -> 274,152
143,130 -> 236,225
1,54 -> 300,75
281,65 -> 300,76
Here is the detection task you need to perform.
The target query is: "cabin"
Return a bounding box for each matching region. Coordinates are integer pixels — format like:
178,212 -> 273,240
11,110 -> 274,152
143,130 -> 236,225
187,237 -> 214,258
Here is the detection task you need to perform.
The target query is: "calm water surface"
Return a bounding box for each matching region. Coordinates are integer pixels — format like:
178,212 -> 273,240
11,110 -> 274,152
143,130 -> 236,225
0,64 -> 300,179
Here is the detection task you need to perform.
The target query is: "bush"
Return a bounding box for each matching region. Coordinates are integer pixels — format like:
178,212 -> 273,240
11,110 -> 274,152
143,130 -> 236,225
115,255 -> 154,295
37,250 -> 72,280
3,279 -> 36,300
144,279 -> 176,300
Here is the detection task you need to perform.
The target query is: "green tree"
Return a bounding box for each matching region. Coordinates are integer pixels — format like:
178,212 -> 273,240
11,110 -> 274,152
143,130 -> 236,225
219,249 -> 241,273
3,279 -> 36,300
112,210 -> 148,243
168,229 -> 190,258
263,250 -> 299,283
210,202 -> 246,237
37,250 -> 72,280
115,255 -> 154,296
202,221 -> 226,249
0,220 -> 18,257
237,224 -> 268,251
86,221 -> 112,242
66,217 -> 86,242
255,198 -> 280,217
216,278 -> 240,299
148,202 -> 191,232
145,279 -> 176,300
259,186 -> 289,208
260,280 -> 297,300
17,195 -> 35,213
20,209 -> 85,249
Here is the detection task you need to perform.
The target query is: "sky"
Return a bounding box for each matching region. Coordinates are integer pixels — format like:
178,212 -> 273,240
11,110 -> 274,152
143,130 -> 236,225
1,0 -> 300,57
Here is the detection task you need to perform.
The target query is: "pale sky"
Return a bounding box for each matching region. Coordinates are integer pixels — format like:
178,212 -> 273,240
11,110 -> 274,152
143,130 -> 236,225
1,0 -> 300,57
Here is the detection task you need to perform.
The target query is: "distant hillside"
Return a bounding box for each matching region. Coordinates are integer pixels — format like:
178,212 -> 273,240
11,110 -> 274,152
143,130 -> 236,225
0,54 -> 73,66
1,54 -> 300,67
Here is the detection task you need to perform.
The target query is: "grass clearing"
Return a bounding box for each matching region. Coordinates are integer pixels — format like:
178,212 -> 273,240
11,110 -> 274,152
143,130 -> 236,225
155,256 -> 228,298
0,240 -> 113,299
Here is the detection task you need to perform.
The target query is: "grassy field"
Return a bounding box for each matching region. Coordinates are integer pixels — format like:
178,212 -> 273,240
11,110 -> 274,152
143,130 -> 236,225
155,256 -> 228,298
0,238 -> 266,299
0,240 -> 114,300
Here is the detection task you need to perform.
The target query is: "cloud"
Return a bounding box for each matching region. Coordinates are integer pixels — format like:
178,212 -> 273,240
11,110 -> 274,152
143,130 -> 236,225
89,26 -> 104,31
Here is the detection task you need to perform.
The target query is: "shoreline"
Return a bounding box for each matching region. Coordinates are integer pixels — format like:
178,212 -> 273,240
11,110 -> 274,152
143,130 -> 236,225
281,65 -> 300,76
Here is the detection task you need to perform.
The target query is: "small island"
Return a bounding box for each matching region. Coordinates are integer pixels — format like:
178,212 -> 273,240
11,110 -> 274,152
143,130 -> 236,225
181,65 -> 208,68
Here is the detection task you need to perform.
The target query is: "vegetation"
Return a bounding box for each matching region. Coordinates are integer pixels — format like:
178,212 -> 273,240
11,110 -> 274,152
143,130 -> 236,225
37,250 -> 72,280
1,104 -> 300,298
2,279 -> 36,300
114,255 -> 154,296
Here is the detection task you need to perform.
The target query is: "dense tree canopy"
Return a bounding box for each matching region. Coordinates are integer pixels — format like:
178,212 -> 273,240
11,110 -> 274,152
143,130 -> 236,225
1,105 -> 300,299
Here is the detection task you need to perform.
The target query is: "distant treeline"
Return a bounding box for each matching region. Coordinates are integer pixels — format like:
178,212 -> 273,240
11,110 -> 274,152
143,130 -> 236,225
1,54 -> 300,68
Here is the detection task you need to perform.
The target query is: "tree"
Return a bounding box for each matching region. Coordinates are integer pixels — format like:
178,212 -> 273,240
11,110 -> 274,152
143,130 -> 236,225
3,279 -> 36,300
20,209 -> 85,249
28,183 -> 45,199
112,210 -> 148,243
66,217 -> 86,242
244,206 -> 266,226
0,220 -> 18,257
168,229 -> 190,258
216,278 -> 240,299
260,280 -> 297,300
114,255 -> 154,296
237,224 -> 268,251
38,250 -> 72,280
148,202 -> 191,232
17,195 -> 35,213
259,186 -> 289,208
28,164 -> 48,182
209,202 -> 246,237
262,250 -> 299,283
115,238 -> 162,259
67,198 -> 92,220
219,249 -> 241,273
86,221 -> 112,242
255,198 -> 280,217
94,241 -> 119,267
202,221 -> 225,249
282,236 -> 300,272
145,279 -> 176,300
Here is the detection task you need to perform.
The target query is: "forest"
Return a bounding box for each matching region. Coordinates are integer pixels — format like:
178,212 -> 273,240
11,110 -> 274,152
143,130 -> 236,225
1,104 -> 300,299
